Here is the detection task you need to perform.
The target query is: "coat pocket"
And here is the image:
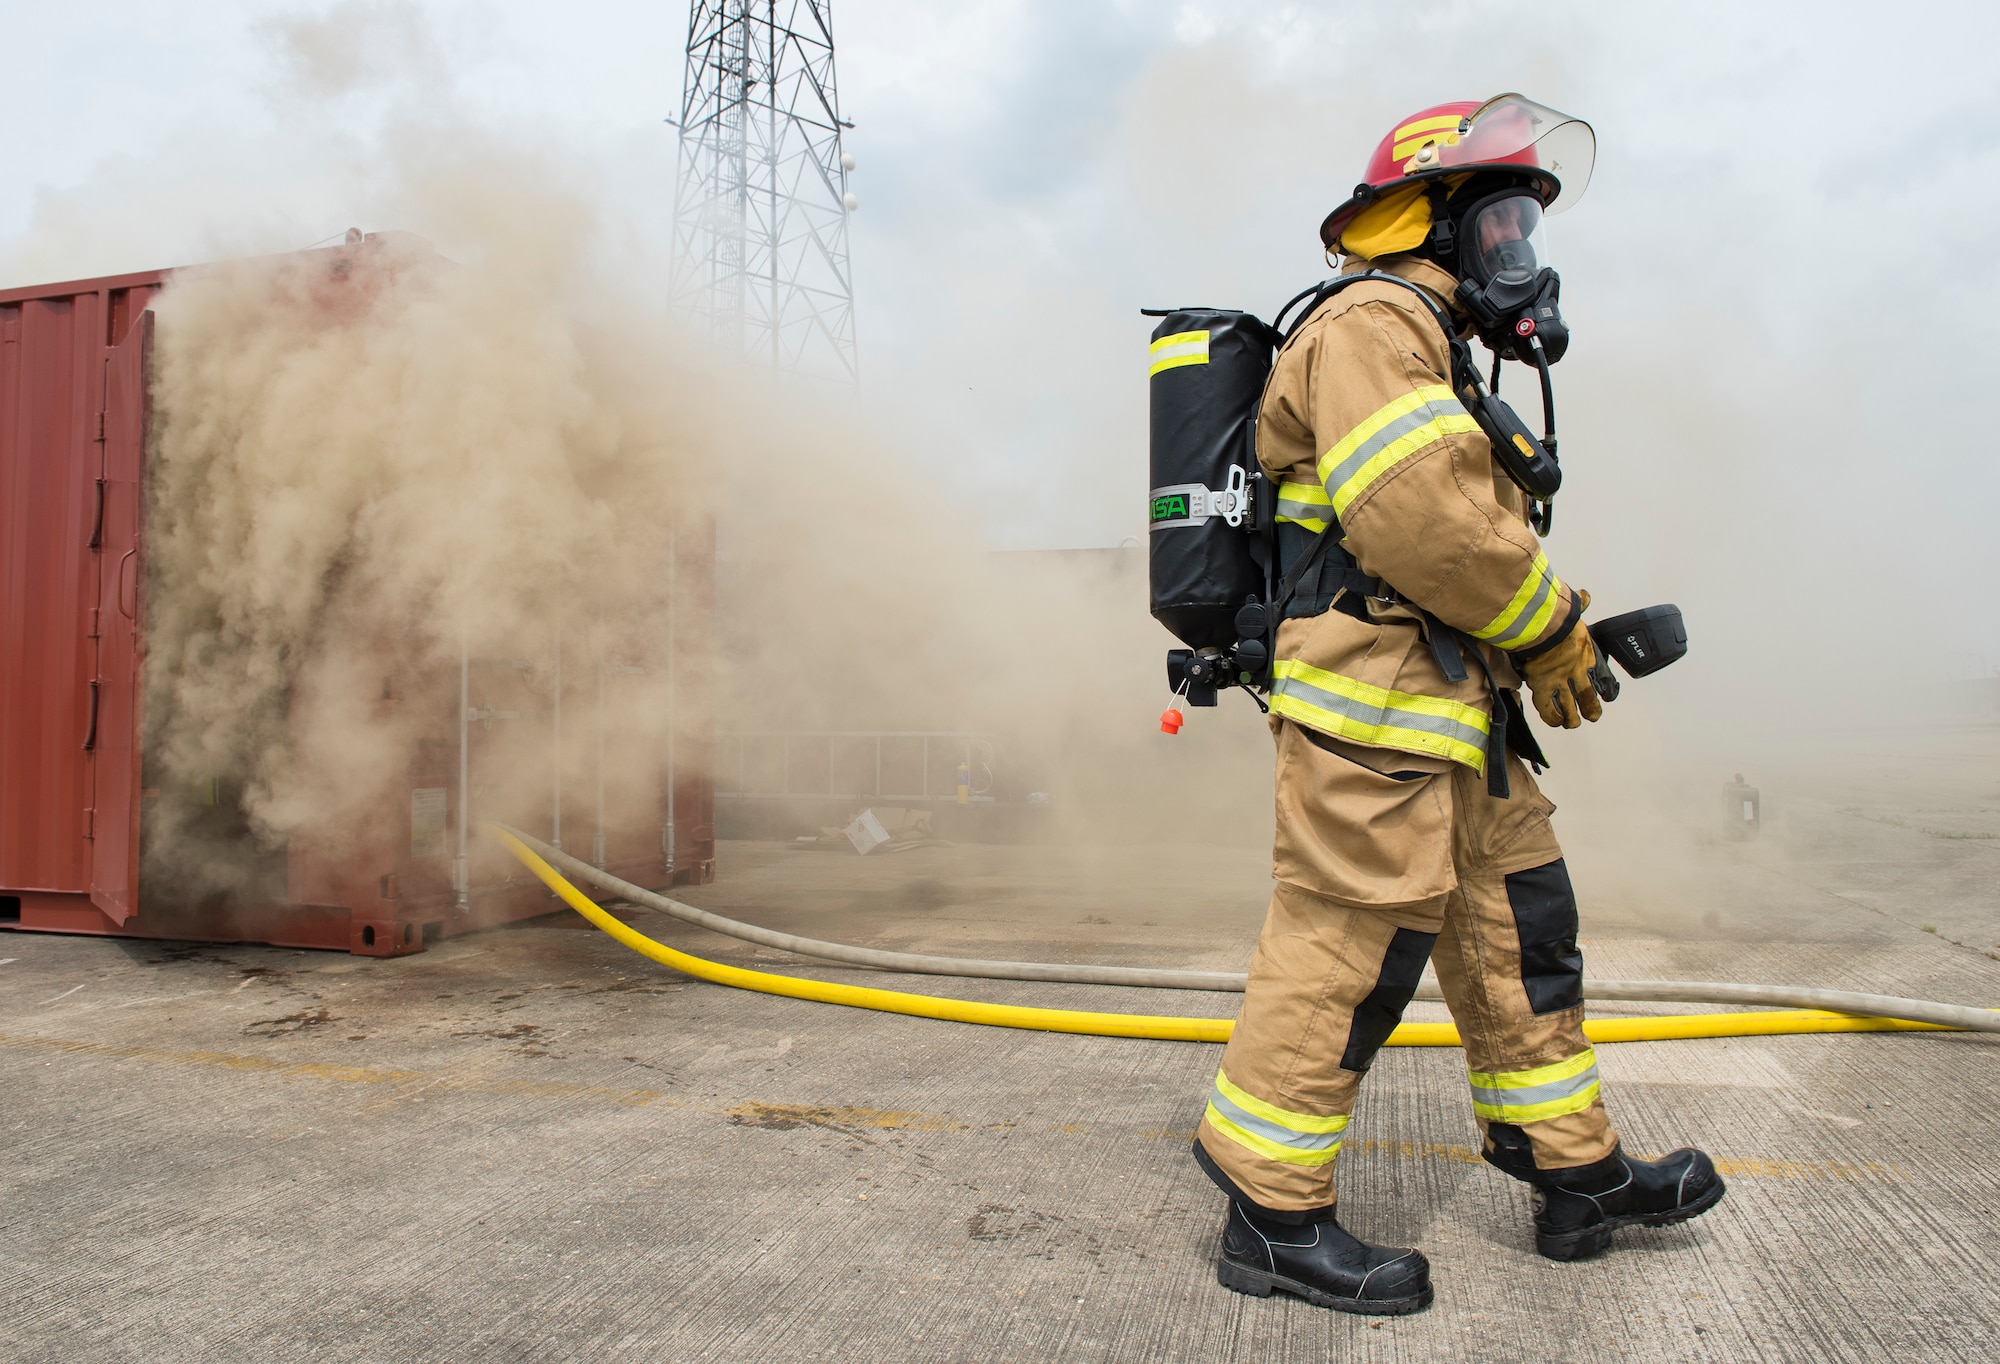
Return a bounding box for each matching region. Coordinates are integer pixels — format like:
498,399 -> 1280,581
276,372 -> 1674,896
1272,719 -> 1457,907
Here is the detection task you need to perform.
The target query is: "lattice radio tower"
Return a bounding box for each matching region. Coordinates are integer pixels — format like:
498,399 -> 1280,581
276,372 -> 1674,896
670,1 -> 858,384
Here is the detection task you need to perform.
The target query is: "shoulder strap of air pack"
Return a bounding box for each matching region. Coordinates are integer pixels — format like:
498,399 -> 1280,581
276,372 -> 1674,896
1266,272 -> 1469,621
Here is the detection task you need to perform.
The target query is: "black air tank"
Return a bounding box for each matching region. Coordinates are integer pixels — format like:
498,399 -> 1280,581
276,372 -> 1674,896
1147,309 -> 1275,650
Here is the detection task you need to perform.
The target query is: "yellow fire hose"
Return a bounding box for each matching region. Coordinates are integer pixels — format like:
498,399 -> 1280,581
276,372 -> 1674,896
493,827 -> 1972,1047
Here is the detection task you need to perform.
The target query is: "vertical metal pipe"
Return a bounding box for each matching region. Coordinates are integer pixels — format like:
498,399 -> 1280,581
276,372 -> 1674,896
593,608 -> 607,870
552,617 -> 563,851
768,0 -> 779,371
455,631 -> 469,915
664,526 -> 677,878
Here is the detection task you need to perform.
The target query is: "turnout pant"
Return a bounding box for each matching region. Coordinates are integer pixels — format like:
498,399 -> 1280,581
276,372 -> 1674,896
1196,718 -> 1617,1214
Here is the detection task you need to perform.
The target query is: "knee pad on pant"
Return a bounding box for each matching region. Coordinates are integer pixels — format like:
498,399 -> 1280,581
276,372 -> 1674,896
1340,926 -> 1439,1072
1504,859 -> 1583,1014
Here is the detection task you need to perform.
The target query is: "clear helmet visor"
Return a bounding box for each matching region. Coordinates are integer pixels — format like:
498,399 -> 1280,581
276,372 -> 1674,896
1466,193 -> 1550,288
1432,94 -> 1595,214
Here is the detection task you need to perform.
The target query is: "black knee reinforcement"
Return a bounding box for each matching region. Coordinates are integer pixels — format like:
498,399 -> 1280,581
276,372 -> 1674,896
1504,859 -> 1584,1014
1340,926 -> 1439,1072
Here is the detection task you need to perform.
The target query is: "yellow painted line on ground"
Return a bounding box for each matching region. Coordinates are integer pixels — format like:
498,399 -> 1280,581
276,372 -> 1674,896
0,1031 -> 667,1110
0,1031 -> 971,1129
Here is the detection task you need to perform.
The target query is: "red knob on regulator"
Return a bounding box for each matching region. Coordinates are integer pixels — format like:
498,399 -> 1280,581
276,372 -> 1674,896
1159,707 -> 1184,735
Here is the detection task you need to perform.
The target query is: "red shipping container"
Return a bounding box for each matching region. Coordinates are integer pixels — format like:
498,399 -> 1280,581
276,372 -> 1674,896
0,249 -> 715,955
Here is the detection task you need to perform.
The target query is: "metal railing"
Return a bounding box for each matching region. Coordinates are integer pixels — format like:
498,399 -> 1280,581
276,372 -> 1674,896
717,731 -> 995,801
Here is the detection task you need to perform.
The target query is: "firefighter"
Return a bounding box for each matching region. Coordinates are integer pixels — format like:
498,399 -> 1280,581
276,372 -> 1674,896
1192,96 -> 1724,1316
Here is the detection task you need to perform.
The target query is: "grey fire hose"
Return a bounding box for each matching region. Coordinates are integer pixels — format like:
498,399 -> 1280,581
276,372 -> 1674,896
499,827 -> 2000,1035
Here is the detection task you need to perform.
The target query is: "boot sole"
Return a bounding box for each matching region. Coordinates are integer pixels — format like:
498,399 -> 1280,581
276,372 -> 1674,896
1535,1176 -> 1728,1262
1217,1256 -> 1434,1316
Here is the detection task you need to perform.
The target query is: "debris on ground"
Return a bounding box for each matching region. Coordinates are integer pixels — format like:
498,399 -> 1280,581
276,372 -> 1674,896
788,807 -> 954,855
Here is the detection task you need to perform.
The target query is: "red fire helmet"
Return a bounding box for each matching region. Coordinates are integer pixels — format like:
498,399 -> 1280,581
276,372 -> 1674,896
1319,94 -> 1596,249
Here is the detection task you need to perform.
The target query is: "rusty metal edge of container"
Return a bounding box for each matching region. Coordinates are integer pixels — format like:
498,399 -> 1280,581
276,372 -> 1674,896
0,268 -> 172,308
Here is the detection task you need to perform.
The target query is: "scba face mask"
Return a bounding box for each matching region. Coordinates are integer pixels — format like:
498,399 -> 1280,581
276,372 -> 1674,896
1457,190 -> 1568,363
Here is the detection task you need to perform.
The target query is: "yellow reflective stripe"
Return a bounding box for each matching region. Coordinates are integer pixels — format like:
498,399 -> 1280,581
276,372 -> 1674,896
1205,1103 -> 1344,1168
1469,1050 -> 1598,1091
1317,385 -> 1479,519
1468,1050 -> 1602,1125
1213,1068 -> 1348,1135
1391,129 -> 1461,161
1148,330 -> 1210,377
1274,480 -> 1332,528
1512,581 -> 1562,649
1469,551 -> 1566,649
1470,1086 -> 1599,1125
1269,657 -> 1489,771
1393,114 -> 1463,141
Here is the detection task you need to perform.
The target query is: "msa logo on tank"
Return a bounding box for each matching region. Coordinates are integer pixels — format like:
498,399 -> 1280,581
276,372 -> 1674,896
1150,466 -> 1249,530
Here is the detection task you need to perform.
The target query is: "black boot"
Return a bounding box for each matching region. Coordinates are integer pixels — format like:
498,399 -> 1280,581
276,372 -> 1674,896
1216,1200 -> 1434,1315
1192,1137 -> 1433,1315
1527,1145 -> 1727,1261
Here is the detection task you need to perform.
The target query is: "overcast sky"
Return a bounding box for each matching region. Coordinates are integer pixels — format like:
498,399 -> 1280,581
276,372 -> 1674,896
6,1 -> 1997,694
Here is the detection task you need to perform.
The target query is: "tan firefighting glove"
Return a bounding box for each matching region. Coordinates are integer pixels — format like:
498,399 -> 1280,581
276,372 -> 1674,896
1521,589 -> 1604,729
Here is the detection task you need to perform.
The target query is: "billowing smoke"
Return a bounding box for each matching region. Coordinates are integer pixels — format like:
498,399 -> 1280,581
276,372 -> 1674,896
139,223 -> 726,894
134,219 -> 1260,902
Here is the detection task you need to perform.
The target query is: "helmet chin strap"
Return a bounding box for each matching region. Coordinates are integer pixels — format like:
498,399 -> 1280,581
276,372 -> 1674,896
1424,182 -> 1457,261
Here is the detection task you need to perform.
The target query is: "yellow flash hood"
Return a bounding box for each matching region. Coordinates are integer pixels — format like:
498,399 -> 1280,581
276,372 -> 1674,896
1337,174 -> 1473,260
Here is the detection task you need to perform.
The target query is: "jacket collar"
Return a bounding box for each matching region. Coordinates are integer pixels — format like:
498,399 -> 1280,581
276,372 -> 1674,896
1338,253 -> 1466,321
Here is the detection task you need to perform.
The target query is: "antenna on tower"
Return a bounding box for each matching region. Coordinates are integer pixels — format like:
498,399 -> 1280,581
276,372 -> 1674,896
670,1 -> 859,385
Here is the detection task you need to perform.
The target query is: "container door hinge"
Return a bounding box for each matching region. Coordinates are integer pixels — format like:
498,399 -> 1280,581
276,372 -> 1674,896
94,411 -> 106,442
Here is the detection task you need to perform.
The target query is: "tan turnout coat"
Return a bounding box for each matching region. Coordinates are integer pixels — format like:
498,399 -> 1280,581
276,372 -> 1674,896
1257,255 -> 1579,778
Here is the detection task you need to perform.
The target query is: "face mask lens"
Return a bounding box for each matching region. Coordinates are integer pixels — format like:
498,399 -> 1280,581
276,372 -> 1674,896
1472,196 -> 1545,286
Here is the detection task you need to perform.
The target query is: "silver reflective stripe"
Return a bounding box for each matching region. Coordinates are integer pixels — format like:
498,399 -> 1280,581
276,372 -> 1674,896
1271,669 -> 1487,751
1488,567 -> 1557,648
1468,1064 -> 1601,1117
1319,397 -> 1468,502
1148,331 -> 1211,376
1208,1084 -> 1344,1154
1275,489 -> 1332,528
